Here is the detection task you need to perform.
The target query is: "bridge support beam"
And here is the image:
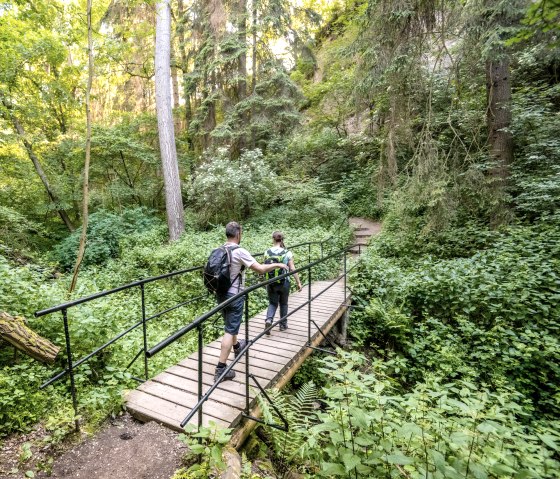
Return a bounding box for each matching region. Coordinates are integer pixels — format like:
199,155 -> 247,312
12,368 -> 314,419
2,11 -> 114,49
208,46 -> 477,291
228,297 -> 350,450
334,309 -> 348,347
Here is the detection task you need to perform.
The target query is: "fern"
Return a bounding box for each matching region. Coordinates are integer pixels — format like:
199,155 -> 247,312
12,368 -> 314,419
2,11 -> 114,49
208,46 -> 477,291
257,382 -> 319,464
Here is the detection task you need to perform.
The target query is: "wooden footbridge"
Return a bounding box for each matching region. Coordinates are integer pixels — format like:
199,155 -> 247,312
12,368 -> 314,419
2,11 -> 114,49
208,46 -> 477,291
34,219 -> 377,446
126,280 -> 348,443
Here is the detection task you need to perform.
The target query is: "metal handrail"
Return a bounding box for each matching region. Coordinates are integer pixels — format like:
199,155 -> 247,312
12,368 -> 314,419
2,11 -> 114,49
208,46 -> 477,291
35,265 -> 205,317
34,222 -> 352,430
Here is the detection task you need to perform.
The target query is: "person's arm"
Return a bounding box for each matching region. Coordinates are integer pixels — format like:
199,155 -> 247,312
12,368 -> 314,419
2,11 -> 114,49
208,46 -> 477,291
249,261 -> 288,275
288,258 -> 303,292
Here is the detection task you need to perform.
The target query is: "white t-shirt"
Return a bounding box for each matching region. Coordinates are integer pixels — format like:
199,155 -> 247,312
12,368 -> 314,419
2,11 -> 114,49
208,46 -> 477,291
224,242 -> 256,295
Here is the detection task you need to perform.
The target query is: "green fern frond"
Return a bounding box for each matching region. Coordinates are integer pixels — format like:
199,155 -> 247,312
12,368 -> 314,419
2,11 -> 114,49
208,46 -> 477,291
289,381 -> 318,426
256,382 -> 320,461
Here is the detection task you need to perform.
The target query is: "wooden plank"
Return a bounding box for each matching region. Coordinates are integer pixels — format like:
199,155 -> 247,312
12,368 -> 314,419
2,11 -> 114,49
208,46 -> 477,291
245,325 -> 309,344
126,390 -> 230,430
138,381 -> 241,417
205,344 -> 292,365
180,353 -> 282,378
153,371 -> 255,407
166,364 -> 263,399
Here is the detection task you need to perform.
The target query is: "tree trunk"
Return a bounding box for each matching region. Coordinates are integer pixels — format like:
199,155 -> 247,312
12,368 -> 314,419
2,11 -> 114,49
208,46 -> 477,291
204,67 -> 218,150
387,99 -> 398,185
250,0 -> 257,149
171,50 -> 180,110
237,0 -> 248,152
3,105 -> 75,232
177,0 -> 192,135
0,312 -> 60,364
238,0 -> 248,99
155,0 -> 185,241
486,59 -> 513,186
69,0 -> 94,294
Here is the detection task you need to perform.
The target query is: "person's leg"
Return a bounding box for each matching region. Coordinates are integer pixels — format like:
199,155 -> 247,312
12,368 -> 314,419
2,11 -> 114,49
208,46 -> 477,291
215,294 -> 245,382
219,333 -> 235,363
266,284 -> 280,330
279,280 -> 290,329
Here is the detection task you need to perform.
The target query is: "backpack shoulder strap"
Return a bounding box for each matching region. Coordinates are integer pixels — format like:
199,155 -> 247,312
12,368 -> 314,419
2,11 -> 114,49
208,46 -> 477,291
225,244 -> 244,284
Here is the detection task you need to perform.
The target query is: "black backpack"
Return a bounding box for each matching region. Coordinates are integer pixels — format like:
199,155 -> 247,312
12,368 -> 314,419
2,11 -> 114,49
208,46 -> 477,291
203,245 -> 241,295
264,248 -> 288,284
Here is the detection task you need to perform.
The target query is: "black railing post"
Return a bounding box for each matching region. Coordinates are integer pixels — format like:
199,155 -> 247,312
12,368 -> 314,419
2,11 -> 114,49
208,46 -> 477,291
62,308 -> 79,432
344,249 -> 347,303
244,293 -> 250,414
197,323 -> 203,430
140,283 -> 148,380
308,242 -> 311,266
307,265 -> 312,345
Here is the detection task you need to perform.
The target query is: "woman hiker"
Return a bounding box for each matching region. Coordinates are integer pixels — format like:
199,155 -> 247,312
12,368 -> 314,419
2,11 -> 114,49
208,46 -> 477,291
263,231 -> 303,335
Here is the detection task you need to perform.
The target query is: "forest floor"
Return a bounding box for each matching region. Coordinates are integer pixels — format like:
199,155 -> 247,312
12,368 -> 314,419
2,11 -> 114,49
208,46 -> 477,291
0,412 -> 186,479
1,218 -> 380,479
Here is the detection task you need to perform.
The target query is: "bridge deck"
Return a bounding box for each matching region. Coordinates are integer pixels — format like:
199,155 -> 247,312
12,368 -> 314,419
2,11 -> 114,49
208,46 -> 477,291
125,280 -> 348,431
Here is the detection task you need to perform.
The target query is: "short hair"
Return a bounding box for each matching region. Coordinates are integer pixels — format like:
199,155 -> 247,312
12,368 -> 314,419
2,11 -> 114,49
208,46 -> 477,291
225,221 -> 242,238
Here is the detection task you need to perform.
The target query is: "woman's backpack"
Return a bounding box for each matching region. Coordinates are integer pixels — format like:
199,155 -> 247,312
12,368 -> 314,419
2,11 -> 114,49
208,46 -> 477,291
264,248 -> 288,284
203,245 -> 240,295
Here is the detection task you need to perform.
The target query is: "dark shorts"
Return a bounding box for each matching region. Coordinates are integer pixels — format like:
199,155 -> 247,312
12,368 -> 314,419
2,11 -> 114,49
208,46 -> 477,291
217,292 -> 245,335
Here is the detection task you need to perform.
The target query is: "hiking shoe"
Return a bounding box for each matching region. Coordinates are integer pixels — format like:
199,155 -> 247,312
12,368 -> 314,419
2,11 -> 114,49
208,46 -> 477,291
234,339 -> 247,358
214,364 -> 236,383
279,323 -> 288,331
265,320 -> 272,336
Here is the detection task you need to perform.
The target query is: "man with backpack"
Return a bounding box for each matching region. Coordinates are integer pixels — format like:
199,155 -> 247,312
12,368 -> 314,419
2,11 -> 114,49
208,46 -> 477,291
205,221 -> 288,383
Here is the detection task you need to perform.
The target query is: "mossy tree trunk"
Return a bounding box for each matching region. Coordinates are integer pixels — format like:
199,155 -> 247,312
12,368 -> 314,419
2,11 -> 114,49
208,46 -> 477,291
0,312 -> 60,364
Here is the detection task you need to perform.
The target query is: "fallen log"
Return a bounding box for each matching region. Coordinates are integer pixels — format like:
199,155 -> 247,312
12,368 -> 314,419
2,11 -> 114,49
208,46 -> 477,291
0,311 -> 60,364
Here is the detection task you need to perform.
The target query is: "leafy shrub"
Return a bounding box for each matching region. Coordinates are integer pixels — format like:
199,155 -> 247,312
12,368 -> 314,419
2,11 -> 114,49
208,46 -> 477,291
350,222 -> 560,416
511,83 -> 560,220
338,164 -> 382,219
294,352 -> 560,478
0,206 -> 46,259
253,177 -> 344,229
285,130 -> 366,185
375,220 -> 504,259
0,363 -> 52,435
188,148 -> 278,226
258,382 -> 319,469
53,207 -> 161,270
175,423 -> 232,478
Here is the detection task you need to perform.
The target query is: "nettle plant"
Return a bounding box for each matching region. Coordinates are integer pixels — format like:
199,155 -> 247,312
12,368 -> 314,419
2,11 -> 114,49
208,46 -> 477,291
296,352 -> 560,479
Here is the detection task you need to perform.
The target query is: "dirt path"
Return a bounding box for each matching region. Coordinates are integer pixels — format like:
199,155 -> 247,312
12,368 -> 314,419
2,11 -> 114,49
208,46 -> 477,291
349,217 -> 382,237
1,413 -> 186,479
349,217 -> 382,253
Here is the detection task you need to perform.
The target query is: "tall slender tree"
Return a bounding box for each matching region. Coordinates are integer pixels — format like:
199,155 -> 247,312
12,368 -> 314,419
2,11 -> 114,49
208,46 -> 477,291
69,0 -> 94,294
155,0 -> 185,241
